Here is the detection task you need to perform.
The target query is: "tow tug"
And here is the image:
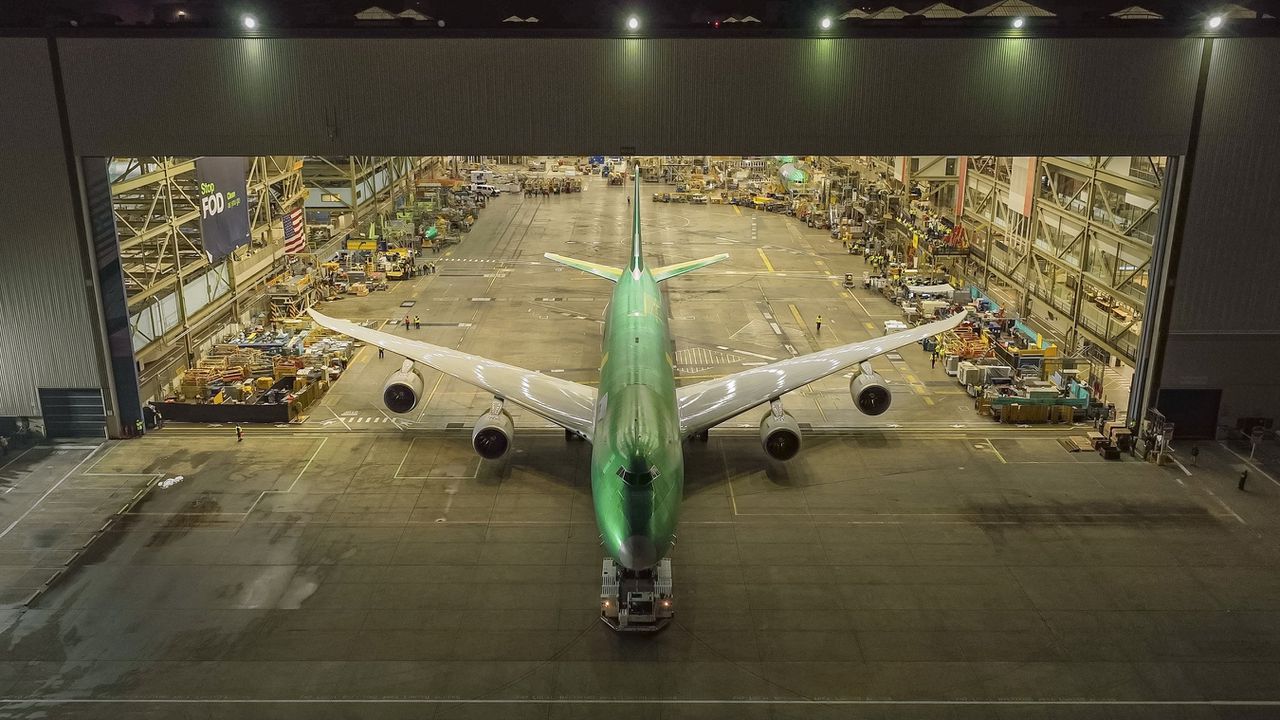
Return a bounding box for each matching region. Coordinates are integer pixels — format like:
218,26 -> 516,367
599,558 -> 674,632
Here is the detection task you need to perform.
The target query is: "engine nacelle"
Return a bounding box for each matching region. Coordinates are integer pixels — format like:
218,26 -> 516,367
849,362 -> 892,416
472,409 -> 515,460
760,410 -> 802,461
383,360 -> 424,414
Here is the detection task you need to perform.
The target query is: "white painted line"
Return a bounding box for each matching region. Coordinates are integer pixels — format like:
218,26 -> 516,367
1171,457 -> 1192,477
986,438 -> 1008,464
1202,486 -> 1246,525
0,444 -> 103,540
1219,442 -> 1280,488
0,447 -> 34,473
846,291 -> 870,315
768,322 -> 783,334
736,350 -> 778,361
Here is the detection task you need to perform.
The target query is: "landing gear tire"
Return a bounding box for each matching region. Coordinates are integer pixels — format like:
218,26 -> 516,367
565,429 -> 583,442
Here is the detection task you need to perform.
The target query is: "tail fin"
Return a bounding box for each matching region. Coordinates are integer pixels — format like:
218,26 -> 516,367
629,170 -> 643,271
543,253 -> 623,282
652,253 -> 730,282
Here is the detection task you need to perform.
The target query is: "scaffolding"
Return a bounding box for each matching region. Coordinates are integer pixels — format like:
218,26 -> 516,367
108,156 -> 311,402
845,155 -> 1164,367
302,156 -> 440,247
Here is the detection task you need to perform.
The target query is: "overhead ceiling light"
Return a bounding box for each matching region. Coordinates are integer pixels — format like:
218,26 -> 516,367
1207,15 -> 1223,29
820,16 -> 832,29
242,14 -> 257,29
1012,17 -> 1025,28
627,16 -> 639,30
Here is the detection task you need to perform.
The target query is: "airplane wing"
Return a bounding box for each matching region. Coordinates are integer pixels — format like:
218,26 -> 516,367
543,253 -> 623,282
675,312 -> 966,436
651,253 -> 730,282
308,310 -> 597,439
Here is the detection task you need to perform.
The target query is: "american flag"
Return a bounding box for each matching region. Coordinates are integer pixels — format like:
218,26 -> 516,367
283,207 -> 306,254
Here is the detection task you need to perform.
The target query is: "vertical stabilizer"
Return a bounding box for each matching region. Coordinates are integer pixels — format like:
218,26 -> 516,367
630,168 -> 644,271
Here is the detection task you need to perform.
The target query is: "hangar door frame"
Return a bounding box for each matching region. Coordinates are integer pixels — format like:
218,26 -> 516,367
7,34 -> 1221,435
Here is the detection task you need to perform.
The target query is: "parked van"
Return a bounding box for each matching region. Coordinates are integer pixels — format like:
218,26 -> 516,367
471,183 -> 500,196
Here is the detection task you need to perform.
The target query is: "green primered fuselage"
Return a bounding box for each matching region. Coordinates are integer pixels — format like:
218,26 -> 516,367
590,190 -> 683,571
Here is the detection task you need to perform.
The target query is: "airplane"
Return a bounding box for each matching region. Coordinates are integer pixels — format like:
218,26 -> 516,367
308,171 -> 964,630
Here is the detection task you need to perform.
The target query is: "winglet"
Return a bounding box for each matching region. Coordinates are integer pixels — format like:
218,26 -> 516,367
651,253 -> 730,282
544,253 -> 623,282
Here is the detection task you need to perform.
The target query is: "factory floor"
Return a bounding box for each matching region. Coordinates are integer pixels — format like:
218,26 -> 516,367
2,181 -> 1279,717
306,177 -> 1011,432
2,427 -> 1278,717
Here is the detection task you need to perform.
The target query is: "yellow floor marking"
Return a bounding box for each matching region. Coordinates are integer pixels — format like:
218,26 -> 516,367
444,250 -> 452,256
923,396 -> 936,406
987,438 -> 1008,464
842,291 -> 851,298
757,248 -> 775,272
733,205 -> 742,216
788,303 -> 807,332
863,322 -> 877,332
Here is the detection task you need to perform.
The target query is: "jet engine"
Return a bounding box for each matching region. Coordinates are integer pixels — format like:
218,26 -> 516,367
849,362 -> 892,416
472,408 -> 515,460
759,407 -> 802,461
383,360 -> 424,414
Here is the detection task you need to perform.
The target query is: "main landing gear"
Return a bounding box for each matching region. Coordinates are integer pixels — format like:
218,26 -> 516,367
600,558 -> 674,632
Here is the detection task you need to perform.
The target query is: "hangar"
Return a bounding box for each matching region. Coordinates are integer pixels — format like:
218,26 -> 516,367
1,1 -> 1279,715
4,26 -> 1277,443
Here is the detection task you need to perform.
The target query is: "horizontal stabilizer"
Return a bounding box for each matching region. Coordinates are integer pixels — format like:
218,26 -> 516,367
544,253 -> 623,282
651,253 -> 730,282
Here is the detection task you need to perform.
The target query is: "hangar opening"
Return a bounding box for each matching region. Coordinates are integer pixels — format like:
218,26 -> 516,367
90,154 -> 1168,438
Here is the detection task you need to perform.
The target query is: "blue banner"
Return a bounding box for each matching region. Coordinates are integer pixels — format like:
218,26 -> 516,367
195,157 -> 251,262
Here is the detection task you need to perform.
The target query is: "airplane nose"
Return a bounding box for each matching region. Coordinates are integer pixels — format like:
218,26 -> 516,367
617,535 -> 658,570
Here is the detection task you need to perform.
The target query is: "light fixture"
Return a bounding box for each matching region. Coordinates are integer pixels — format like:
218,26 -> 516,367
241,14 -> 257,29
1207,15 -> 1223,29
1012,17 -> 1025,28
820,16 -> 832,29
627,16 -> 639,30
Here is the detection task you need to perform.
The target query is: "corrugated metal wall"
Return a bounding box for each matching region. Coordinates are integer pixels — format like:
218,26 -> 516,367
0,39 -> 103,418
54,37 -> 1200,157
1160,38 -> 1280,422
1170,39 -> 1280,334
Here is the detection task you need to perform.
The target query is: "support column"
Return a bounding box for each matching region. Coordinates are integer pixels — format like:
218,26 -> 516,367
81,159 -> 142,437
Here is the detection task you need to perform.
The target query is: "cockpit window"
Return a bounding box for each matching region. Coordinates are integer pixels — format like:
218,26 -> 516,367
616,465 -> 659,484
